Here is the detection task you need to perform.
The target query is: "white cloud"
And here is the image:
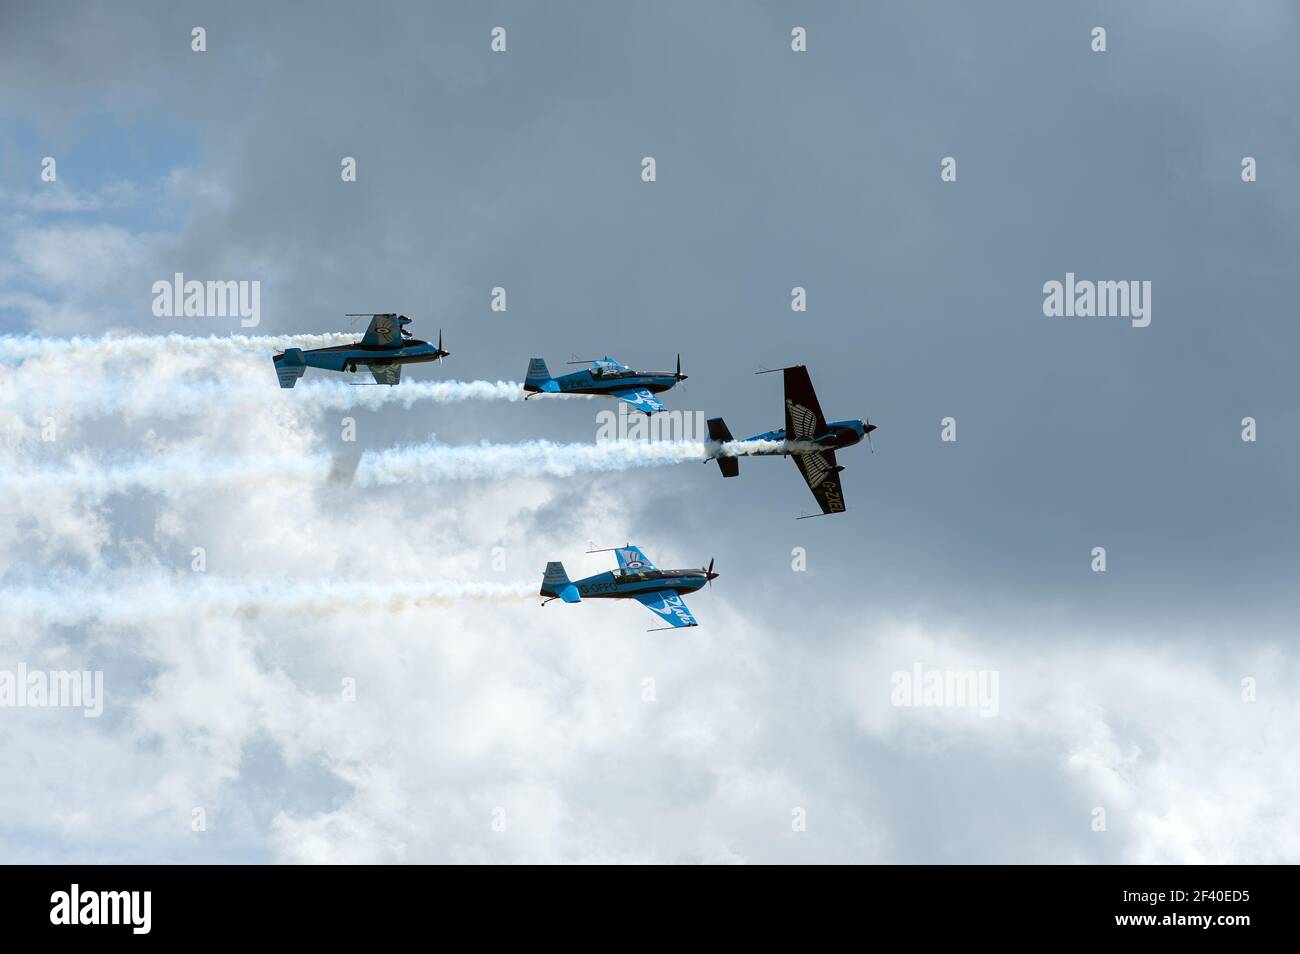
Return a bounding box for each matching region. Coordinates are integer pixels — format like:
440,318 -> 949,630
3,342 -> 1298,862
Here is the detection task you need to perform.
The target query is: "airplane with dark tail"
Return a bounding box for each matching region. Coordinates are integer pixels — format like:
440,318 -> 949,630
273,313 -> 448,387
523,354 -> 687,414
539,545 -> 717,631
706,365 -> 875,517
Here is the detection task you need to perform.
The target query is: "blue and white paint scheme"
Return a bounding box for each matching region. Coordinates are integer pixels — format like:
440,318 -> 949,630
523,354 -> 686,414
539,545 -> 717,631
273,313 -> 449,387
706,365 -> 875,517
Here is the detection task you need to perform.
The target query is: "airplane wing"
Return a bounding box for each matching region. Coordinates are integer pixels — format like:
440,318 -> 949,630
359,313 -> 403,347
614,546 -> 657,571
368,364 -> 401,385
784,365 -> 828,439
634,590 -> 699,629
793,447 -> 847,515
611,388 -> 666,414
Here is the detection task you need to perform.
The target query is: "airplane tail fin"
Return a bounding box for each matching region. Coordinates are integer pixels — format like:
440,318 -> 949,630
707,417 -> 739,478
541,561 -> 581,602
525,358 -> 556,393
273,348 -> 307,389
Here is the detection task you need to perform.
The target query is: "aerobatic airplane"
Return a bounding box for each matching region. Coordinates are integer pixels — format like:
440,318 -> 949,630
705,365 -> 875,517
538,545 -> 717,631
522,354 -> 686,414
272,313 -> 448,387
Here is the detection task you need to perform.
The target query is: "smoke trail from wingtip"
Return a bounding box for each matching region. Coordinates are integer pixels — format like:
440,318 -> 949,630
1,576 -> 541,627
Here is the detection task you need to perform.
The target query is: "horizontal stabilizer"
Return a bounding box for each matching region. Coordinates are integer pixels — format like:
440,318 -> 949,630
706,418 -> 738,477
706,417 -> 734,442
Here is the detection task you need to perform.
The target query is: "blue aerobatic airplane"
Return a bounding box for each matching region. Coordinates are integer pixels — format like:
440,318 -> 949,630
539,545 -> 717,631
706,364 -> 876,517
273,313 -> 448,387
522,354 -> 687,414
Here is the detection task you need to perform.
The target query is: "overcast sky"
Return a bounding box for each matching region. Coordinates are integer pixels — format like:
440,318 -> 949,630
1,1 -> 1297,862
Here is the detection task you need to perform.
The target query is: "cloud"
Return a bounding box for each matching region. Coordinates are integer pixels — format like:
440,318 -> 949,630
0,181 -> 142,214
4,348 -> 1297,863
2,575 -> 540,628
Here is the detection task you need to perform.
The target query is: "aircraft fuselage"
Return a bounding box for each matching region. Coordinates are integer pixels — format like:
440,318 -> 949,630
299,339 -> 447,372
742,419 -> 872,455
569,568 -> 711,600
527,368 -> 679,397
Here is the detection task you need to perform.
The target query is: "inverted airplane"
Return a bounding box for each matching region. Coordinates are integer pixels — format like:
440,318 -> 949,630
539,545 -> 717,631
706,365 -> 875,517
273,313 -> 448,388
523,354 -> 686,414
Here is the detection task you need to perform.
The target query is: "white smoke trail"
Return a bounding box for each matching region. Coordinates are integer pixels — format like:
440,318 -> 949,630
0,332 -> 356,363
358,438 -> 712,486
0,377 -> 576,421
0,576 -> 539,627
0,438 -> 790,497
355,437 -> 793,486
0,332 -> 593,420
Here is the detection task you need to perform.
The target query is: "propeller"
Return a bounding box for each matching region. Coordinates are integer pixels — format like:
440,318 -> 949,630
671,352 -> 691,400
703,557 -> 718,586
437,329 -> 445,361
864,417 -> 877,453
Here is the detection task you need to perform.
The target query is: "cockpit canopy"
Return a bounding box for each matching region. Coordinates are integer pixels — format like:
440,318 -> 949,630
614,568 -> 658,581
